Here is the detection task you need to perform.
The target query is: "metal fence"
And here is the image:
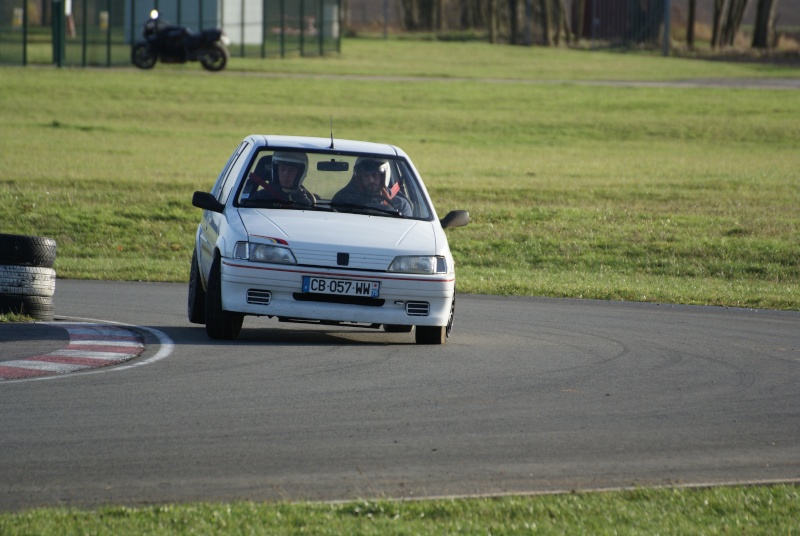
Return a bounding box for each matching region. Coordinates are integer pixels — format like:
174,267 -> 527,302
0,0 -> 341,66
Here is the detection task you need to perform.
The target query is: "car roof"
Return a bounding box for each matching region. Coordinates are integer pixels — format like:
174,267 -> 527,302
246,135 -> 407,158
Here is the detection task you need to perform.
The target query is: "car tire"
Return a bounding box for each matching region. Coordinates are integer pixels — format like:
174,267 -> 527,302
0,294 -> 54,321
415,325 -> 446,344
0,266 -> 56,297
445,294 -> 456,338
187,249 -> 206,324
204,254 -> 243,340
383,324 -> 413,333
414,295 -> 454,345
0,234 -> 57,268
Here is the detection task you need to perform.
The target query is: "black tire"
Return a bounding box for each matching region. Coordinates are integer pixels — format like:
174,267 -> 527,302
415,296 -> 455,345
0,266 -> 56,297
132,43 -> 157,69
204,254 -> 243,339
0,234 -> 57,268
199,43 -> 228,71
0,294 -> 54,321
384,324 -> 413,333
415,325 -> 446,345
445,293 -> 456,338
188,249 -> 206,324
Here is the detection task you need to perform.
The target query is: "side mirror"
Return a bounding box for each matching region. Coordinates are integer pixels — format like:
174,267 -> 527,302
192,191 -> 224,214
440,210 -> 469,229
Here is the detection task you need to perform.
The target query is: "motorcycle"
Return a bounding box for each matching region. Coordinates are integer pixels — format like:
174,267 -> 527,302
132,10 -> 230,72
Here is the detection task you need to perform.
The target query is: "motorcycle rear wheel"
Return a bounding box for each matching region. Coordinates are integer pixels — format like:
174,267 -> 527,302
199,43 -> 229,72
131,43 -> 157,69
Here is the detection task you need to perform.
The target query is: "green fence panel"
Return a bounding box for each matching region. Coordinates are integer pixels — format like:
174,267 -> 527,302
0,0 -> 28,64
1,0 -> 340,66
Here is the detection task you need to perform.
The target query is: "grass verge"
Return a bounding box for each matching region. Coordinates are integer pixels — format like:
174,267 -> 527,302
2,485 -> 799,535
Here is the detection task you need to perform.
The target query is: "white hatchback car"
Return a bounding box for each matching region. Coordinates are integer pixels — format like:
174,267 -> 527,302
189,135 -> 469,344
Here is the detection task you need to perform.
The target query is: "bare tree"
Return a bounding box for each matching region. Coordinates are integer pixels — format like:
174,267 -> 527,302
489,0 -> 499,42
556,0 -> 571,45
574,0 -> 585,43
711,0 -> 726,46
712,0 -> 750,47
752,0 -> 779,48
509,0 -> 521,44
539,0 -> 552,44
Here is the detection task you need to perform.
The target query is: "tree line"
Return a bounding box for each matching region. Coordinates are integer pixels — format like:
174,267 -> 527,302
387,0 -> 781,49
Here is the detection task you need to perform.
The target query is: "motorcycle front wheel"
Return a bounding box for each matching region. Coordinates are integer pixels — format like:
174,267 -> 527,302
199,43 -> 229,72
131,43 -> 157,69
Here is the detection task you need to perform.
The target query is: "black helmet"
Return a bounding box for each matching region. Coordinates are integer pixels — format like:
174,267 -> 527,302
272,151 -> 308,191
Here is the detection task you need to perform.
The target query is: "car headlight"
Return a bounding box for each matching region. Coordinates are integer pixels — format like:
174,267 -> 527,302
388,255 -> 446,274
234,242 -> 297,265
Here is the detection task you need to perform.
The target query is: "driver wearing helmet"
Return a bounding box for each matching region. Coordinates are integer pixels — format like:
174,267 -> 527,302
250,151 -> 314,206
332,158 -> 412,217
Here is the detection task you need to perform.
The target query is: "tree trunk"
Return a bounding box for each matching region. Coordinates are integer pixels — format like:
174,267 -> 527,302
711,0 -> 727,48
752,0 -> 778,48
539,0 -> 552,45
400,0 -> 420,31
509,0 -> 520,44
525,0 -> 533,45
559,0 -> 571,44
575,0 -> 585,43
488,0 -> 498,43
721,0 -> 749,46
686,0 -> 696,47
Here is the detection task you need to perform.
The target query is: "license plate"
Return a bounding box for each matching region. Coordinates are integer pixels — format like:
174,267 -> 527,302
302,276 -> 380,298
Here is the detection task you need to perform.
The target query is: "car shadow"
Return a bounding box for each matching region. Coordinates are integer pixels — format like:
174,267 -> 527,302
155,324 -> 417,347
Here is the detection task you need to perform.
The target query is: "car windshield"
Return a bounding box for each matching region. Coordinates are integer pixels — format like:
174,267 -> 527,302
235,150 -> 434,220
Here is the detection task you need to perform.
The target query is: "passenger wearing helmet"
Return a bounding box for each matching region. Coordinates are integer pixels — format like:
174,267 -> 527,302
250,151 -> 314,206
332,158 -> 412,217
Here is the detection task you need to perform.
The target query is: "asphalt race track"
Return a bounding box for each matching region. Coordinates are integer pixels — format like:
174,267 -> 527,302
1,280 -> 798,511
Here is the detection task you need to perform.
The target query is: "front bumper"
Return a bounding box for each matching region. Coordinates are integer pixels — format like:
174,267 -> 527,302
220,259 -> 455,326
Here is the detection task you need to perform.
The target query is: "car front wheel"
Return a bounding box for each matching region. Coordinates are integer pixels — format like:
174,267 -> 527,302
187,249 -> 206,324
415,296 -> 455,345
204,254 -> 243,339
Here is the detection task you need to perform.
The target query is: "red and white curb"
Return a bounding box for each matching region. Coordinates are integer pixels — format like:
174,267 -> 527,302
0,322 -> 145,381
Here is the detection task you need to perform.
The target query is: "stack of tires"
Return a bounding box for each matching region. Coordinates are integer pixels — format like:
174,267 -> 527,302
0,234 -> 57,321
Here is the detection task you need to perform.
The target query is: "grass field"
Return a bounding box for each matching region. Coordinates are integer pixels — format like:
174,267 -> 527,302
2,485 -> 799,535
2,39 -> 799,309
1,38 -> 799,531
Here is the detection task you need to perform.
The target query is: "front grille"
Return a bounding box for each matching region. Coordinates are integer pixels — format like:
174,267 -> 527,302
247,289 -> 271,305
293,293 -> 385,307
406,301 -> 430,316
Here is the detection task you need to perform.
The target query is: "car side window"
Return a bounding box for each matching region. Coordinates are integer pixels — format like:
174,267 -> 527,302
211,142 -> 245,198
216,142 -> 251,204
394,160 -> 431,220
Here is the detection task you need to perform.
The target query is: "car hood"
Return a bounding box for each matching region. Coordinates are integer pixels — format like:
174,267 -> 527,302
239,209 -> 438,269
